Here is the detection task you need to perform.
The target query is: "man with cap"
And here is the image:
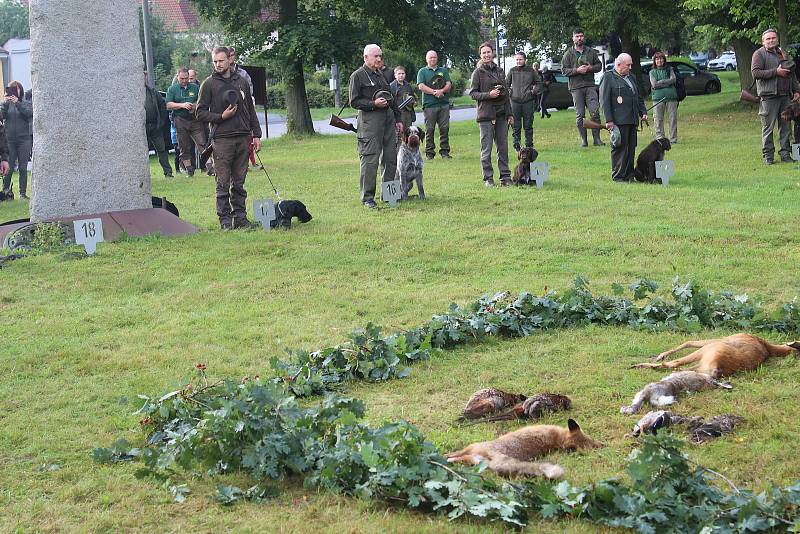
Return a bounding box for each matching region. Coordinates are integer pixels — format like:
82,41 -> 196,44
196,46 -> 262,230
348,44 -> 403,208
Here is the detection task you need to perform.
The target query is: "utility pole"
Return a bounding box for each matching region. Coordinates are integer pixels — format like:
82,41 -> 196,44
331,62 -> 341,108
142,0 -> 155,87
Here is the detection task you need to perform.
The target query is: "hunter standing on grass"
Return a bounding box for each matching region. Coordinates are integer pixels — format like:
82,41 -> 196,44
349,44 -> 403,209
561,28 -> 605,147
196,46 -> 262,230
751,28 -> 800,165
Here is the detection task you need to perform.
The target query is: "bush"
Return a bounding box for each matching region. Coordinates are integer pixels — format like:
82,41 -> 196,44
448,68 -> 469,97
265,83 -> 335,109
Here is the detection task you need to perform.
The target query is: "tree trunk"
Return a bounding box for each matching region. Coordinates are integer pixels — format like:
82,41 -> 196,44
732,37 -> 757,91
778,0 -> 787,48
620,27 -> 644,96
284,59 -> 314,134
279,0 -> 314,135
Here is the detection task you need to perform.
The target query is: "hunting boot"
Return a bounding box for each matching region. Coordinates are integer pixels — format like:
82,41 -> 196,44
579,126 -> 588,147
592,128 -> 605,146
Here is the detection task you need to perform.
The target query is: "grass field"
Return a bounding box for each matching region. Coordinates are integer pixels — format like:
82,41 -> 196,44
3,71 -> 800,532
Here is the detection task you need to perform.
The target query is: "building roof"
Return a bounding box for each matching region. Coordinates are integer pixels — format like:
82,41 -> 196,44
140,0 -> 201,33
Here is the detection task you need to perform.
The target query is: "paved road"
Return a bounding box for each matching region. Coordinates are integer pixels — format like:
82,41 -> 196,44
258,105 -> 570,138
257,106 -> 502,138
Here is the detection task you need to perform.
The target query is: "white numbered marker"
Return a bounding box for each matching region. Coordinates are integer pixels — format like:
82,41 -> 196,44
531,162 -> 549,188
253,199 -> 276,231
73,218 -> 104,255
656,160 -> 674,187
382,180 -> 402,207
791,144 -> 800,162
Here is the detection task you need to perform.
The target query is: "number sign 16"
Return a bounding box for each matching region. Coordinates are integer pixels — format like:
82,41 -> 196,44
73,218 -> 104,255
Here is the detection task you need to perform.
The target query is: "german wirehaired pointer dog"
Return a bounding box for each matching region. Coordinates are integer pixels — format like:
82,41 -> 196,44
634,138 -> 671,183
397,125 -> 425,200
512,147 -> 539,186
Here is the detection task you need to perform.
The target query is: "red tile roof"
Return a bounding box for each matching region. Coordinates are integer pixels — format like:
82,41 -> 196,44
140,0 -> 201,33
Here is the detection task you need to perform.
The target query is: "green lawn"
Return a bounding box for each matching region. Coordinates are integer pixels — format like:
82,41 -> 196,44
3,71 -> 800,532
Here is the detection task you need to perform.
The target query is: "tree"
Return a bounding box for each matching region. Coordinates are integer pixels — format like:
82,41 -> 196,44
138,8 -> 178,90
499,0 -> 684,92
683,0 -> 800,90
192,0 -> 444,134
0,0 -> 29,44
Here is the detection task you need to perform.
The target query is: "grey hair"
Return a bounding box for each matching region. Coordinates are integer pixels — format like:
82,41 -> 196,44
762,28 -> 778,38
364,44 -> 381,56
615,53 -> 632,65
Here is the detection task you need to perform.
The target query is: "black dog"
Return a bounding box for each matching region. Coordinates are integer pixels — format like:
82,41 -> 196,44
0,184 -> 14,202
512,147 -> 539,185
634,138 -> 671,183
271,199 -> 313,229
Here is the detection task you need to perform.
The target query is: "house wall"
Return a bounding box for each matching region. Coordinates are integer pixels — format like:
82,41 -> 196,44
3,38 -> 32,90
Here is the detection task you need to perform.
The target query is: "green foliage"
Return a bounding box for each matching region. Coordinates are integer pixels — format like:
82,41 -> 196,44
97,372 -> 526,525
267,277 -> 800,397
138,8 -> 179,91
521,431 -> 800,532
0,0 -> 29,44
96,369 -> 800,530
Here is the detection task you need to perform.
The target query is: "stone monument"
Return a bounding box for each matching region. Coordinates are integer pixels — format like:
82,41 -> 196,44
28,0 -> 151,221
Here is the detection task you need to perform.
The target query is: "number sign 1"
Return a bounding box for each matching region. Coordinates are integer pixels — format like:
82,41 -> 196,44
253,199 -> 276,231
382,180 -> 402,207
655,160 -> 674,187
531,162 -> 549,188
73,218 -> 104,255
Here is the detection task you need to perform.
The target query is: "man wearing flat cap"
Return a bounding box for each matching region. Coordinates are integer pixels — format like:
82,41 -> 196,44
196,46 -> 262,230
349,44 -> 403,208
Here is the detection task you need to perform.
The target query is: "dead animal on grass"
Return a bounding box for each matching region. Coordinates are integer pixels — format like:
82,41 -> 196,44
620,371 -> 731,414
631,333 -> 800,378
628,410 -> 743,443
483,393 -> 572,422
446,419 -> 602,479
458,388 -> 526,420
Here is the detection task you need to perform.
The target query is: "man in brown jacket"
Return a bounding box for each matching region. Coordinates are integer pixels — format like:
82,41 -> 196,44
561,28 -> 604,147
751,29 -> 800,165
196,46 -> 263,230
506,52 -> 543,152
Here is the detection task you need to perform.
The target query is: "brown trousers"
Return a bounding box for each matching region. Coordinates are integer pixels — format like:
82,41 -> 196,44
174,115 -> 207,170
212,135 -> 251,223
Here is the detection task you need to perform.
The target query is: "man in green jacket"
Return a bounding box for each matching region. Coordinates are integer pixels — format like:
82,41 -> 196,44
166,68 -> 206,176
561,28 -> 604,147
600,53 -> 647,182
349,44 -> 404,208
417,50 -> 452,160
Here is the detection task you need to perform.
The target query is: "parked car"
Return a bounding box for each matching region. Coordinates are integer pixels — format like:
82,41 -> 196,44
540,69 -> 577,110
708,51 -> 737,71
640,61 -> 721,96
689,52 -> 710,70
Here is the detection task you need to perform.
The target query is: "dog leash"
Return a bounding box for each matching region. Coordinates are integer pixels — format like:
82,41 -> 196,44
253,150 -> 283,201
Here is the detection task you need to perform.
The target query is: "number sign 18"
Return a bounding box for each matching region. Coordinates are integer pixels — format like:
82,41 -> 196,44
73,217 -> 104,255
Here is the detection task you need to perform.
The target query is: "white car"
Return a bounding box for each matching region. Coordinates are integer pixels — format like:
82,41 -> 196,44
708,52 -> 737,71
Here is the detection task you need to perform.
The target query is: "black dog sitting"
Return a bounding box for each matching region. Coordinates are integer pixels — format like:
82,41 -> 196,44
512,147 -> 539,186
270,199 -> 313,229
0,185 -> 14,202
634,138 -> 671,183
